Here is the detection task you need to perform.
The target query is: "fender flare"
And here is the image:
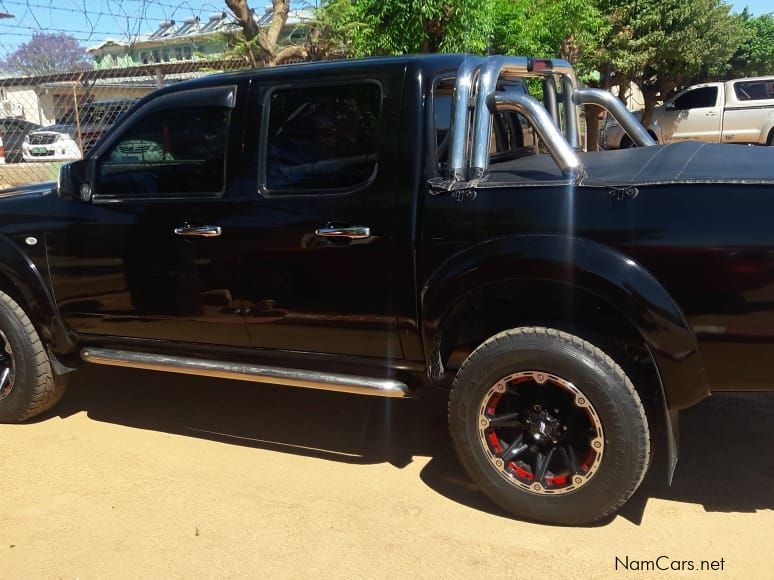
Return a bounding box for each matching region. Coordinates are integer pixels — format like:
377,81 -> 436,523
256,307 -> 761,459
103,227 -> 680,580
422,235 -> 707,481
0,234 -> 76,355
422,235 -> 708,409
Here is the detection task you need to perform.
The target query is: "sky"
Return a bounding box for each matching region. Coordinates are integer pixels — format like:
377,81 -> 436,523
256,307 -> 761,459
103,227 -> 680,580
0,0 -> 771,54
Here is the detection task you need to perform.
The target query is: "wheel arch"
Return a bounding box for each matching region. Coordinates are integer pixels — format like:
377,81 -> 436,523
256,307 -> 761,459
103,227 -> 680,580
0,234 -> 76,355
422,235 -> 708,412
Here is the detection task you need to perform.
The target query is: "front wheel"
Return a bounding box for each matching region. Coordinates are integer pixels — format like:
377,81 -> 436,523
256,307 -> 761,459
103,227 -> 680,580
0,290 -> 66,423
449,327 -> 651,525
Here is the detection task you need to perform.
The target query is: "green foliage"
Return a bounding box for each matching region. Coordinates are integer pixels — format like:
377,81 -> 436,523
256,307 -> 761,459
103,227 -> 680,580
317,0 -> 496,56
600,0 -> 742,91
729,11 -> 774,77
491,0 -> 608,81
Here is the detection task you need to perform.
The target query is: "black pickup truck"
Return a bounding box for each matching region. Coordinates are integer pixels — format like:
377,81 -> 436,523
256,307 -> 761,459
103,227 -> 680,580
1,54 -> 773,525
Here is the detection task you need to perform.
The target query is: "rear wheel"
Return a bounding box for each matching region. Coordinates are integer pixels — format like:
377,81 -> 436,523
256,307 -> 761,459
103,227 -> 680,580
449,327 -> 650,525
0,290 -> 65,423
619,135 -> 634,149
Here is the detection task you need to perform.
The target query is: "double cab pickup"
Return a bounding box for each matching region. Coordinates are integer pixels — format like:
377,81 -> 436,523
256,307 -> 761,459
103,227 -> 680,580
603,76 -> 774,148
1,54 -> 774,525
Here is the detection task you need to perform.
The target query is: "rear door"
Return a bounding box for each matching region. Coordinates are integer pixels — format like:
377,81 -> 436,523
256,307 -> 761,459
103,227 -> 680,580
667,85 -> 722,142
46,83 -> 252,347
235,69 -> 406,358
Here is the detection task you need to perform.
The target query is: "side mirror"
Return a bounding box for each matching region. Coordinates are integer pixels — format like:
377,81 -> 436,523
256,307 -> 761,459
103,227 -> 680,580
57,160 -> 94,201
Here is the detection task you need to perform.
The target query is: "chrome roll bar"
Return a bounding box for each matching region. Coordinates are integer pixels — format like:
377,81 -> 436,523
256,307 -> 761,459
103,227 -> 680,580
573,88 -> 656,147
470,57 -> 579,177
489,91 -> 584,181
561,76 -> 580,149
447,56 -> 487,181
438,55 -> 590,191
470,56 -> 529,177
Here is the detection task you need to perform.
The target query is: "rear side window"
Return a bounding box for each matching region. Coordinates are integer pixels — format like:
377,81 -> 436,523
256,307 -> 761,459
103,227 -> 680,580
734,80 -> 774,101
263,83 -> 381,193
98,105 -> 230,197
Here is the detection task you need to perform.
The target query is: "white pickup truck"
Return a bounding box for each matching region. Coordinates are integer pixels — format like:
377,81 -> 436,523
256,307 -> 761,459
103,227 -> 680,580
602,76 -> 774,148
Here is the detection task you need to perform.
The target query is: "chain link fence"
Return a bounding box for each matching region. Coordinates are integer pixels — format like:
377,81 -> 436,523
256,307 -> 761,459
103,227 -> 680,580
0,54 -> 253,190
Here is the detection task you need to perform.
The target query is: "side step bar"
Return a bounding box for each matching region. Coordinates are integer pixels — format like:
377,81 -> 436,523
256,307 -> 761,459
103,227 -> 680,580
81,348 -> 411,398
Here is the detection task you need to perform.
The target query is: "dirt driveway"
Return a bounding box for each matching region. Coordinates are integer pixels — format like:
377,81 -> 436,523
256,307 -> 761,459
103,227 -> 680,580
2,365 -> 773,578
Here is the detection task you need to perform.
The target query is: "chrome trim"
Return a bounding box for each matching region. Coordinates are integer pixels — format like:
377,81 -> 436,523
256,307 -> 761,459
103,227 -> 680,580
314,226 -> 371,240
81,348 -> 410,398
174,225 -> 222,238
561,76 -> 580,149
573,88 -> 656,147
447,56 -> 487,182
489,91 -> 584,181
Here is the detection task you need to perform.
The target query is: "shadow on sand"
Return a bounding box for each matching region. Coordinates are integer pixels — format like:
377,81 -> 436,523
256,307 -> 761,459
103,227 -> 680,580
38,365 -> 774,525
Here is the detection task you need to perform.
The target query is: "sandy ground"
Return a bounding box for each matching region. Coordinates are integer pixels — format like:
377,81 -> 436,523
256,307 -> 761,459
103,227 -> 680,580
2,365 -> 773,579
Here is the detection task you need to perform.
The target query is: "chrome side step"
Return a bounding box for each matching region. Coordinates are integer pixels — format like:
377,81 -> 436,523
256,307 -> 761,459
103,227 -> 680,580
81,348 -> 411,398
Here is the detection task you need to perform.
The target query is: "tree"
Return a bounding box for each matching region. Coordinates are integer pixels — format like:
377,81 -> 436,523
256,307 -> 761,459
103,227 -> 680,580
226,0 -> 312,66
729,11 -> 774,78
317,0 -> 496,56
491,0 -> 608,79
0,33 -> 92,76
599,0 -> 742,125
491,0 -> 609,149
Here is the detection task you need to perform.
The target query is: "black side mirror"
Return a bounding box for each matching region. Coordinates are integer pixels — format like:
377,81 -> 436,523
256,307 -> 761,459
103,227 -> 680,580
57,160 -> 94,201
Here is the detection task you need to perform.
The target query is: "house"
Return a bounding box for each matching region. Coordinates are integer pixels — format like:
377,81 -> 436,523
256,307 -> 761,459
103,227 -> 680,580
89,9 -> 313,70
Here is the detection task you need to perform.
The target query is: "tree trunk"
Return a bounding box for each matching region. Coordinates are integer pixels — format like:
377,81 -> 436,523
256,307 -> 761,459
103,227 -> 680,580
226,0 -> 291,66
584,106 -> 601,152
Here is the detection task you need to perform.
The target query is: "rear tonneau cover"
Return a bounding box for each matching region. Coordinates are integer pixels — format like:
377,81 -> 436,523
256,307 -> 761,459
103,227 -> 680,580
581,142 -> 774,186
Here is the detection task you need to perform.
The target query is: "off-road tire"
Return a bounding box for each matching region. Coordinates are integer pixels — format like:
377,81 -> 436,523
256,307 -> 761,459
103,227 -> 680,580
449,327 -> 651,525
0,289 -> 65,422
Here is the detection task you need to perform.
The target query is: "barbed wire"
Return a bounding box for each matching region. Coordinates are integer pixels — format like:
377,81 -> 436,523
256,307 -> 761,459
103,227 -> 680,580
0,0 -> 169,22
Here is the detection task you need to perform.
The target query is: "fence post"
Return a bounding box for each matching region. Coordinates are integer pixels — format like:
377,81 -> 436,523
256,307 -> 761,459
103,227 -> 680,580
72,73 -> 83,157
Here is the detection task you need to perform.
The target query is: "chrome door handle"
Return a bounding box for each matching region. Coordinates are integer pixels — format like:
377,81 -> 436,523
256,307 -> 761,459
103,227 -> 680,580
174,225 -> 222,238
315,226 -> 371,240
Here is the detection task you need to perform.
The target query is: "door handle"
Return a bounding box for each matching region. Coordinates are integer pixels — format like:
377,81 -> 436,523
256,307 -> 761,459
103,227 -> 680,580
315,226 -> 371,240
706,111 -> 717,116
174,225 -> 222,238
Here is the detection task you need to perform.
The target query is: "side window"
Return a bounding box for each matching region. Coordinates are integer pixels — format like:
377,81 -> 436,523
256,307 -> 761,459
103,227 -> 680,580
673,87 -> 718,110
98,105 -> 230,197
734,80 -> 774,101
263,83 -> 381,192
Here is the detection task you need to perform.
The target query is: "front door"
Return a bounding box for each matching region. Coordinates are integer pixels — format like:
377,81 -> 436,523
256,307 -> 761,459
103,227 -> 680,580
236,74 -> 404,358
666,85 -> 722,142
46,83 -> 252,347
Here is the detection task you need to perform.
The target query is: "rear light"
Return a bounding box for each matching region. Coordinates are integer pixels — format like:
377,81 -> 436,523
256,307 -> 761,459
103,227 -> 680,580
528,58 -> 553,72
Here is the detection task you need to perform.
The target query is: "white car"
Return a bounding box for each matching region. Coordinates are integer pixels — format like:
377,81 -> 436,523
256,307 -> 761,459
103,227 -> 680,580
22,99 -> 137,162
22,127 -> 82,162
602,76 -> 774,149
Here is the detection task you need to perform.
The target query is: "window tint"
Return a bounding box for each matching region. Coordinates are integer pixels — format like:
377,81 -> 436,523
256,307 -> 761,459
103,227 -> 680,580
98,105 -> 230,197
673,87 -> 718,110
264,83 -> 381,192
734,80 -> 774,101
